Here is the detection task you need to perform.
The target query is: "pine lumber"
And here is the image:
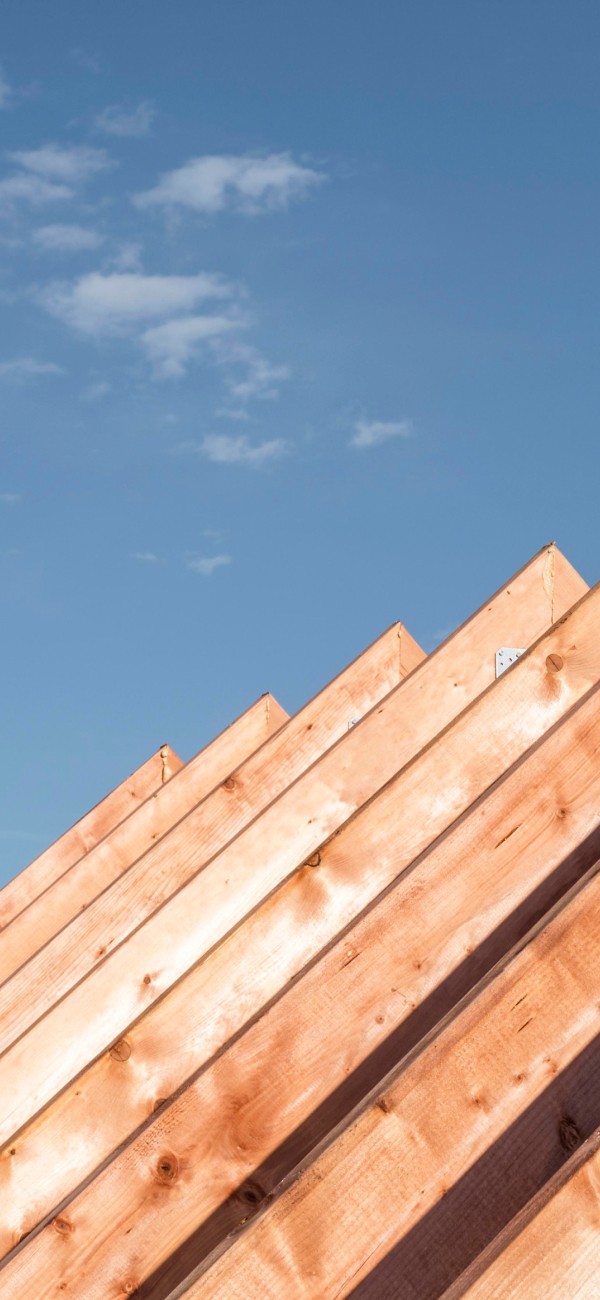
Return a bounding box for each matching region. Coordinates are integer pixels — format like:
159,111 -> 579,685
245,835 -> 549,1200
5,680 -> 600,1280
0,744 -> 182,931
0,692 -> 289,986
0,620 -> 419,1050
187,861 -> 600,1300
0,549 -> 584,1139
442,1129 -> 600,1299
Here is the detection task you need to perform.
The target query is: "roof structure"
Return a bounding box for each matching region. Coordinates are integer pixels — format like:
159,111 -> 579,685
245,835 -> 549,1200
1,541 -> 599,1298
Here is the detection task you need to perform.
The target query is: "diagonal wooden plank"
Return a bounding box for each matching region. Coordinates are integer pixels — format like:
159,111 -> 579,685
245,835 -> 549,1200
0,551 -> 591,1156
442,1127 -> 600,1299
4,678 -> 600,1277
0,743 -> 183,932
0,547 -> 579,1052
0,692 -> 289,985
0,618 -> 420,1046
189,865 -> 600,1299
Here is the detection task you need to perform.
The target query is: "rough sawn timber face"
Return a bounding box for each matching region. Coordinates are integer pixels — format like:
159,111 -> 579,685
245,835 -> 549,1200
0,546 -> 584,1149
0,620 -> 418,1052
0,743 -> 183,931
0,692 -> 289,986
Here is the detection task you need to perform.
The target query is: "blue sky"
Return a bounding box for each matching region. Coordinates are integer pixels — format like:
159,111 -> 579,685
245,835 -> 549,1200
1,0 -> 599,882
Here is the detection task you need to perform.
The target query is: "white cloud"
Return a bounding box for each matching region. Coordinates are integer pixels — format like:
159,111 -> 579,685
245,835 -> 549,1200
0,173 -> 73,205
0,492 -> 20,503
107,242 -> 143,271
350,418 -> 413,449
214,341 -> 290,401
0,68 -> 12,109
215,407 -> 253,422
96,101 -> 156,137
0,356 -> 64,380
194,433 -> 287,466
33,223 -> 104,252
9,143 -> 112,183
41,271 -> 234,335
141,314 -> 238,378
135,151 -> 325,215
187,553 -> 232,576
130,551 -> 160,563
82,379 -> 111,401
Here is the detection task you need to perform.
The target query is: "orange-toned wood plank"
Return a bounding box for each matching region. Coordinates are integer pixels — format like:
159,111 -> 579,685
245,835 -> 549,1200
0,547 -> 576,1041
0,692 -> 288,985
442,1129 -> 600,1299
0,744 -> 183,932
188,861 -> 600,1299
5,678 -> 600,1278
0,619 -> 418,1047
0,553 -> 591,1154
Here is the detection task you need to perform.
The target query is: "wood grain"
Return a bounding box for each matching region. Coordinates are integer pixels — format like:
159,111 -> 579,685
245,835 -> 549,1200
191,864 -> 600,1299
0,693 -> 288,985
442,1128 -> 600,1298
1,575 -> 598,1287
0,620 -> 418,1051
4,681 -> 599,1280
0,549 -> 582,1140
0,745 -> 183,932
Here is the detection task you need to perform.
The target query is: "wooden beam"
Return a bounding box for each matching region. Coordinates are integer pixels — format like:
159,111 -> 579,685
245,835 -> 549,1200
0,555 -> 591,1153
0,744 -> 183,931
3,677 -> 600,1271
187,863 -> 600,1299
442,1128 -> 600,1299
0,692 -> 288,985
0,617 -> 419,1049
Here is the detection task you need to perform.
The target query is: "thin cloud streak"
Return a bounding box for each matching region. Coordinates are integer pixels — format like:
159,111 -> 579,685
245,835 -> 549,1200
187,553 -> 232,576
181,433 -> 288,466
9,143 -> 112,182
135,151 -> 325,215
96,101 -> 156,137
33,224 -> 104,252
141,314 -> 239,378
0,356 -> 64,380
41,271 -> 234,335
351,418 -> 413,448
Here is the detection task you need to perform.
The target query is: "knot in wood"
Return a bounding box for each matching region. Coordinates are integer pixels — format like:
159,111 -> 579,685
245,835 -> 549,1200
305,851 -> 321,869
559,1117 -> 580,1154
223,776 -> 236,792
110,1038 -> 131,1062
236,1179 -> 265,1209
53,1215 -> 73,1236
546,653 -> 564,674
155,1152 -> 179,1184
142,973 -> 152,985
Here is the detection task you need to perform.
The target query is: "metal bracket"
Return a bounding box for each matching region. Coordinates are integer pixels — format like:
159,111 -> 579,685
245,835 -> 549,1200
495,647 -> 525,679
348,716 -> 361,730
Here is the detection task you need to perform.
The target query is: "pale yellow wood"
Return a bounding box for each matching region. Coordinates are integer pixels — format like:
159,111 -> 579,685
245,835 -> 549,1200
443,1130 -> 600,1298
0,620 -> 417,1048
4,677 -> 599,1275
0,554 -> 591,1154
0,745 -> 183,930
191,865 -> 600,1299
0,693 -> 288,985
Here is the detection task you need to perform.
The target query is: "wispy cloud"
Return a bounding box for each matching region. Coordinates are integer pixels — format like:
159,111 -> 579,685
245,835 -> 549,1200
0,492 -> 21,503
0,173 -> 73,206
135,151 -> 325,216
350,418 -> 413,449
130,551 -> 160,563
181,433 -> 288,466
214,341 -> 290,401
33,223 -> 104,252
41,270 -> 234,335
215,407 -> 254,422
9,143 -> 112,183
82,379 -> 111,401
0,356 -> 64,380
71,48 -> 101,74
187,553 -> 232,576
96,101 -> 156,137
141,314 -> 239,378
